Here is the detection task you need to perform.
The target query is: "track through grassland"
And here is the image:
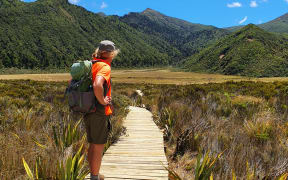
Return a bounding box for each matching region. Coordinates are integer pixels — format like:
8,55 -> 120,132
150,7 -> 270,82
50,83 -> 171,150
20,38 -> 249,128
0,69 -> 288,84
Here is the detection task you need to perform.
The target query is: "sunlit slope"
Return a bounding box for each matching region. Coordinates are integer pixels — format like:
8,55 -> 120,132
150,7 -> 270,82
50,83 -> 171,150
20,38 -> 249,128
184,24 -> 288,77
0,0 -> 170,69
120,8 -> 230,61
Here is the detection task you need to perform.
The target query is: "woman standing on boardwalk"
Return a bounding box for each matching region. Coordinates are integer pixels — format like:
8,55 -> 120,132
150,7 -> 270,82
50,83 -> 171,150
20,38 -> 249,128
84,40 -> 119,180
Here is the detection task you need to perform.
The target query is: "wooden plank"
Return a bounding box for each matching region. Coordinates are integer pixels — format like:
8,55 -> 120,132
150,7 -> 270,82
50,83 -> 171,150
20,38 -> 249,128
86,174 -> 168,180
104,152 -> 165,156
100,165 -> 167,170
103,158 -> 167,162
101,162 -> 167,167
85,106 -> 168,180
102,160 -> 167,165
104,154 -> 166,157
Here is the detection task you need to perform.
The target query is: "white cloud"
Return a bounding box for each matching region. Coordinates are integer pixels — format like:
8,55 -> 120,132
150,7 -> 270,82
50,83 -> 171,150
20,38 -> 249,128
68,0 -> 80,4
239,16 -> 248,24
227,2 -> 242,8
285,0 -> 288,3
250,1 -> 258,7
100,2 -> 108,9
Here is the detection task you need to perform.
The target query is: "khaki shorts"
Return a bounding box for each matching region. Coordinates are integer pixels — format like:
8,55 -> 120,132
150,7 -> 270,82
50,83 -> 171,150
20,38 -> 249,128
83,111 -> 111,144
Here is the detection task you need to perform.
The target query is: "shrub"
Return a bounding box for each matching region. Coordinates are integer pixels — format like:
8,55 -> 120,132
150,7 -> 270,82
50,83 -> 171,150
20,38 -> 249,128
0,80 -> 131,179
143,81 -> 288,178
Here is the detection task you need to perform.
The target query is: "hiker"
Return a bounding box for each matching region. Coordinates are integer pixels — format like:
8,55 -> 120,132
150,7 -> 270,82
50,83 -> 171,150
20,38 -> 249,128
84,40 -> 119,180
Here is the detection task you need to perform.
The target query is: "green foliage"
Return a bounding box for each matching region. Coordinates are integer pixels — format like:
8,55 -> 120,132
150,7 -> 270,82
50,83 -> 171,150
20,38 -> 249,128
163,108 -> 174,130
53,119 -> 84,151
23,156 -> 51,180
164,151 -> 223,180
112,94 -> 132,111
184,24 -> 288,77
0,0 -> 171,69
277,173 -> 288,180
244,120 -> 274,142
121,8 -> 229,62
0,1 -> 287,72
56,144 -> 89,180
195,151 -> 223,180
23,145 -> 88,180
23,158 -> 34,180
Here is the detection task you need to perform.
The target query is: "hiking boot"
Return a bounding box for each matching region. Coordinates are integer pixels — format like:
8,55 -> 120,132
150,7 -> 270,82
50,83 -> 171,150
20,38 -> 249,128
98,174 -> 104,180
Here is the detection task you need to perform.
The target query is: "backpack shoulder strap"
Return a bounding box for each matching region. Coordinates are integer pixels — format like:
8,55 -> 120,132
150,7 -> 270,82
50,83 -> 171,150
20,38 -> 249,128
91,60 -> 100,64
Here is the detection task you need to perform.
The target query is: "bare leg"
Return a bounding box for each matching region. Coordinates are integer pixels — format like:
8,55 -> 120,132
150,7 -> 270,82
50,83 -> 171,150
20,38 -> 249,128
88,143 -> 105,175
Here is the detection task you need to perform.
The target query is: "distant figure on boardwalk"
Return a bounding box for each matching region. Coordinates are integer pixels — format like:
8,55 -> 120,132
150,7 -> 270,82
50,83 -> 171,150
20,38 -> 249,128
84,40 -> 119,180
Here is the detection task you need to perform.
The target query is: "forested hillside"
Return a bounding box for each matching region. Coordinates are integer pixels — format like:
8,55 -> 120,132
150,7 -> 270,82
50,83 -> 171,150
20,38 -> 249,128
0,1 -> 231,69
184,24 -> 288,77
120,8 -> 230,60
0,0 -> 172,69
1,0 -> 288,76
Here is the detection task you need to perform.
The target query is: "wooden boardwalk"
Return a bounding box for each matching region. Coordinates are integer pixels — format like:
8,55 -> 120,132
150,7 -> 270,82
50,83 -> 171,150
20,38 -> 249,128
99,106 -> 168,179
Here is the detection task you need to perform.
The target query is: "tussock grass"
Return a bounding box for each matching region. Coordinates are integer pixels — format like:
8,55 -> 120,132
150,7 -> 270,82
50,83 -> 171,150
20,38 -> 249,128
0,80 -> 132,179
2,76 -> 288,179
139,80 -> 288,179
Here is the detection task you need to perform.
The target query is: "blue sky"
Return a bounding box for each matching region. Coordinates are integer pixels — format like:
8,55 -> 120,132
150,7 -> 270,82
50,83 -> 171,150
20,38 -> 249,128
23,0 -> 288,28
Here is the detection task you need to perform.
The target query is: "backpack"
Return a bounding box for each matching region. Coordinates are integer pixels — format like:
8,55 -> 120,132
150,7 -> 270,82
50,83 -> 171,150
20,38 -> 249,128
66,60 -> 100,113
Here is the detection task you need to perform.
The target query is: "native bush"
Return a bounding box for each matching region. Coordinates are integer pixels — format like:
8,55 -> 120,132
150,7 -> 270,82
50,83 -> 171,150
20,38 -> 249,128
141,81 -> 288,179
0,80 -> 132,179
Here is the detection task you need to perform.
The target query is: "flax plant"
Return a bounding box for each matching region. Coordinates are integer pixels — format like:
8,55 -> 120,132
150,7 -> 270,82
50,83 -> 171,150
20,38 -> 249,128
23,144 -> 88,180
165,151 -> 224,180
56,144 -> 89,180
277,173 -> 288,180
53,119 -> 84,151
1,80 -> 131,179
163,107 -> 174,138
23,157 -> 50,180
194,151 -> 224,180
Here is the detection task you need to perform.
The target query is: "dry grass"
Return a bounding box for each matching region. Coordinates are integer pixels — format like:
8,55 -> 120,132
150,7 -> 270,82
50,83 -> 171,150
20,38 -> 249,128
0,80 -> 132,179
1,70 -> 288,179
0,69 -> 288,84
140,81 -> 288,179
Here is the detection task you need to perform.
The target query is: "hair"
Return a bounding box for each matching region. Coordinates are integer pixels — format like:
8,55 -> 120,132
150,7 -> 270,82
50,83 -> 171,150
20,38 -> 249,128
92,48 -> 120,60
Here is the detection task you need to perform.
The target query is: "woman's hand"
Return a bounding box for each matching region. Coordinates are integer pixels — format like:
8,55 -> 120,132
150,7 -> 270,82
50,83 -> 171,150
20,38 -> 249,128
103,96 -> 112,105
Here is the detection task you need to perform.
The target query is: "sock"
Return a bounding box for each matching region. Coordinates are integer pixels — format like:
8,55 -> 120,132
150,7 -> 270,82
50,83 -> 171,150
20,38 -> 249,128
91,174 -> 99,180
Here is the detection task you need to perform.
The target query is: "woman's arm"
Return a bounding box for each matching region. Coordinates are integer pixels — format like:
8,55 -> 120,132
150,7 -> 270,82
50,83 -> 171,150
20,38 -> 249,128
93,76 -> 111,105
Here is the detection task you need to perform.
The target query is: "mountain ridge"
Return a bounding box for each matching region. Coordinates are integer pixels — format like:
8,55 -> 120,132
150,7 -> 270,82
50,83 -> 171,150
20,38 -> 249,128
120,9 -> 229,59
15,0 -> 288,32
184,24 -> 288,77
259,13 -> 288,33
1,0 -> 288,77
226,13 -> 288,33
